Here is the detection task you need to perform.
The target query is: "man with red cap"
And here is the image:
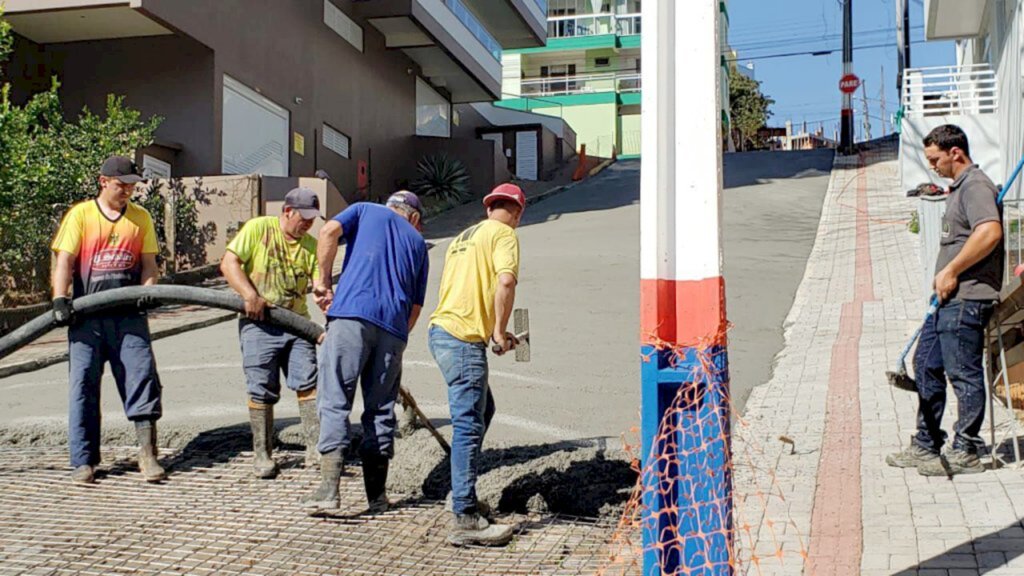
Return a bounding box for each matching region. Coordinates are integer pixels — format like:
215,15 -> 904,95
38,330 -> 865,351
428,183 -> 525,547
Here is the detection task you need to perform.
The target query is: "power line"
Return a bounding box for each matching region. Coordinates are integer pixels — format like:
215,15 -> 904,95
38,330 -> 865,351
724,38 -> 930,63
727,25 -> 923,52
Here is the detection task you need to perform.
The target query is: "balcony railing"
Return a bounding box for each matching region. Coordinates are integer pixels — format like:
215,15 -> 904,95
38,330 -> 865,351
520,71 -> 641,96
617,73 -> 641,93
547,14 -> 614,38
615,13 -> 641,35
901,64 -> 997,117
444,0 -> 502,60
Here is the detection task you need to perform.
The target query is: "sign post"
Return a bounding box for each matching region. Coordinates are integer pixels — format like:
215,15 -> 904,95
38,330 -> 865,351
840,0 -> 855,152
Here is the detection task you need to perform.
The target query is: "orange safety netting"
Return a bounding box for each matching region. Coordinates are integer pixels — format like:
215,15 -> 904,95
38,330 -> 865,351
598,330 -> 808,575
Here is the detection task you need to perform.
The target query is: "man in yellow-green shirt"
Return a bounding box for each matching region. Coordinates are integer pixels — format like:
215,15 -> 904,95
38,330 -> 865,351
428,183 -> 525,547
221,187 -> 321,478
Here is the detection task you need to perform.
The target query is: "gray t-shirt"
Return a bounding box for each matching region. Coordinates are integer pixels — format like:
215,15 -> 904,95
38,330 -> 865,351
934,164 -> 1004,301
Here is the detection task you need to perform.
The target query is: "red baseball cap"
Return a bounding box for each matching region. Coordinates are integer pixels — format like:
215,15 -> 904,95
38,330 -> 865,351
483,183 -> 526,210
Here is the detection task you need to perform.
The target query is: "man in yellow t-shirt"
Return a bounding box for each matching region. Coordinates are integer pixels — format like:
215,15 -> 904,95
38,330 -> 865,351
51,155 -> 165,485
221,187 -> 321,478
428,183 -> 524,547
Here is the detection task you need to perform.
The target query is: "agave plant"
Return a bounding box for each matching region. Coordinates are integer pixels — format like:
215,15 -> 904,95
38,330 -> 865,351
411,153 -> 471,206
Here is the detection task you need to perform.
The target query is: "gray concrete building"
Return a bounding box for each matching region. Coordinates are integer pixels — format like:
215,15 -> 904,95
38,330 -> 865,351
3,0 -> 547,202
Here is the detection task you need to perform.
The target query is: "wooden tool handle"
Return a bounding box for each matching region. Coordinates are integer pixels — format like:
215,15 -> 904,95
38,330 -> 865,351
491,330 -> 529,354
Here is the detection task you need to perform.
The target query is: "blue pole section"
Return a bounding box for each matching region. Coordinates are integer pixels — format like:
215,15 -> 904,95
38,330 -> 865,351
642,345 -> 732,575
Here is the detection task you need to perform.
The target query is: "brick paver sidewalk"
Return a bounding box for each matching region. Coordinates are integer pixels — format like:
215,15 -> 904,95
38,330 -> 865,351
735,145 -> 1024,576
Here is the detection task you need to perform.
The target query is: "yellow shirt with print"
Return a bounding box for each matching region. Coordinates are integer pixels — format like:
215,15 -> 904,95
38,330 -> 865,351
430,219 -> 520,343
226,216 -> 318,318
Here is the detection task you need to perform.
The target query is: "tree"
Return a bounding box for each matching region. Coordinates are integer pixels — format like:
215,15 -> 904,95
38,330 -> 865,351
0,12 -> 161,303
728,65 -> 775,151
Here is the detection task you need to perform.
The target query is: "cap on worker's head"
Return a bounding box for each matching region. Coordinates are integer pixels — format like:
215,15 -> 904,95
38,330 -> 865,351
100,155 -> 145,184
386,190 -> 422,215
284,187 -> 322,220
483,183 -> 526,211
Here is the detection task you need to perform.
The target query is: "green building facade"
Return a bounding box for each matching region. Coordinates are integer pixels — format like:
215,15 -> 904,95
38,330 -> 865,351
497,0 -> 730,160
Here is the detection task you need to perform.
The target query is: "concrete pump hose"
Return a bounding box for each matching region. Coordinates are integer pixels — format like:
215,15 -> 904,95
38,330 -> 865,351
0,285 -> 325,362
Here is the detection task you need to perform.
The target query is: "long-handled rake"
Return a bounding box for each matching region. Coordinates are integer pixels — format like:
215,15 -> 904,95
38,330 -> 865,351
887,295 -> 938,392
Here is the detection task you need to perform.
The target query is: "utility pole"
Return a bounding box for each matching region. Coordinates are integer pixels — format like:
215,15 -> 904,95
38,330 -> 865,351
903,0 -> 912,76
641,1 -> 732,574
840,0 -> 854,153
896,0 -> 905,95
861,80 -> 871,141
880,66 -> 888,136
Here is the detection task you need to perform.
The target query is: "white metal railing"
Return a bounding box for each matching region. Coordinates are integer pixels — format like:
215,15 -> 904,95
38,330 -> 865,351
901,64 -> 998,117
617,73 -> 641,92
615,13 -> 641,35
547,14 -> 614,38
521,72 -> 615,95
520,72 -> 640,96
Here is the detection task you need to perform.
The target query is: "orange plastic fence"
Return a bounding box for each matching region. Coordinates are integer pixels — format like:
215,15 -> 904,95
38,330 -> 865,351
597,329 -> 806,575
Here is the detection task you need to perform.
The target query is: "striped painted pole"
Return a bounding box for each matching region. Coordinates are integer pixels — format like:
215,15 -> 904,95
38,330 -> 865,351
640,0 -> 732,574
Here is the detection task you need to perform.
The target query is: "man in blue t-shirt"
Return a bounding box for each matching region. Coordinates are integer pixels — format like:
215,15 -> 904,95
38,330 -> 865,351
303,191 -> 429,514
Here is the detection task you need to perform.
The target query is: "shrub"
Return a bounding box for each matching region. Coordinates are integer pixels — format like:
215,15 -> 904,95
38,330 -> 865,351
0,11 -> 161,302
411,153 -> 471,206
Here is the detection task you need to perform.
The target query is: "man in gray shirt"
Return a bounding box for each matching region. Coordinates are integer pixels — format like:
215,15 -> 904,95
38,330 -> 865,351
887,124 -> 1003,476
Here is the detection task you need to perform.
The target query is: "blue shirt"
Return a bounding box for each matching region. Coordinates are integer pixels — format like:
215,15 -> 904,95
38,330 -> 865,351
327,203 -> 429,341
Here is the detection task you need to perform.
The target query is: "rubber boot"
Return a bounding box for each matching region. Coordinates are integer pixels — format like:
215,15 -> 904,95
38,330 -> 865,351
135,420 -> 166,483
303,448 -> 343,513
297,392 -> 320,469
248,402 -> 278,479
363,453 -> 390,514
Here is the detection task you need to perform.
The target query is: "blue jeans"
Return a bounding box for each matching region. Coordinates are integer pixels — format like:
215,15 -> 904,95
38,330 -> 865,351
913,299 -> 993,454
317,318 -> 406,458
68,313 -> 162,467
239,319 -> 317,405
428,325 -> 495,515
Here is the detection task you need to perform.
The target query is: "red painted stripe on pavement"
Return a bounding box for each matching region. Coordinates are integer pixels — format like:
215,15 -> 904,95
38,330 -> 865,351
806,158 -> 873,574
640,277 -> 727,345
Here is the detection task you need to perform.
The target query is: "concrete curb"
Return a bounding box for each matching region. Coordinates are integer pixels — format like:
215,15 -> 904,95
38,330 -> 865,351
0,311 -> 238,379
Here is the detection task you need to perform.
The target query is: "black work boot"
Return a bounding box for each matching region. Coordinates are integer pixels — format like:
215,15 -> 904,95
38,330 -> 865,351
303,448 -> 344,513
362,453 -> 391,514
135,420 -> 166,483
297,396 -> 320,469
248,403 -> 278,479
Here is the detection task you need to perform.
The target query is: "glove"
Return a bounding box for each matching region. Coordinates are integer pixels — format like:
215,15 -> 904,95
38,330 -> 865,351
137,294 -> 161,311
52,296 -> 74,327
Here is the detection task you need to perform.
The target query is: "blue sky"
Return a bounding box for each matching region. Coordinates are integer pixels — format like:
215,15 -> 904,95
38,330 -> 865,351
728,0 -> 955,141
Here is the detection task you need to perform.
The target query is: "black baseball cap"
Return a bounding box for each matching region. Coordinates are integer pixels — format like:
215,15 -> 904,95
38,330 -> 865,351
284,187 -> 322,219
100,155 -> 145,184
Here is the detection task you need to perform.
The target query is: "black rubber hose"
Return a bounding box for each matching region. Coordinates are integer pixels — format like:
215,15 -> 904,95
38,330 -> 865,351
0,285 -> 325,362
